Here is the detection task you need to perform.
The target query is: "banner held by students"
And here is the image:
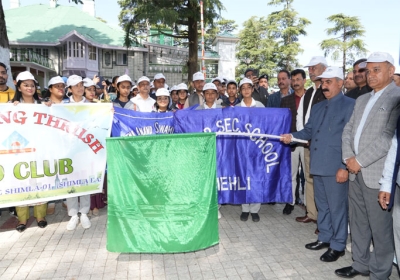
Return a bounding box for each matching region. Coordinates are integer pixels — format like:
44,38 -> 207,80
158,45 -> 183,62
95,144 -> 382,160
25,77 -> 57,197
106,133 -> 219,253
0,103 -> 113,208
112,107 -> 174,137
174,107 -> 292,204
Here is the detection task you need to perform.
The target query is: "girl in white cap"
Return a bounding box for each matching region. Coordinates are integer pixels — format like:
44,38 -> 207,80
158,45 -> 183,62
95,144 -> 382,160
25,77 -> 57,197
153,88 -> 172,112
83,78 -> 97,102
10,71 -> 41,104
236,78 -> 264,223
66,75 -> 89,103
113,75 -> 135,110
10,71 -> 48,232
175,83 -> 189,110
42,76 -> 69,104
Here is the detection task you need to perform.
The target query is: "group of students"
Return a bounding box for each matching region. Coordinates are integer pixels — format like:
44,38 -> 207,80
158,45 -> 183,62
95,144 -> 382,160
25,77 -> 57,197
3,68 -> 267,232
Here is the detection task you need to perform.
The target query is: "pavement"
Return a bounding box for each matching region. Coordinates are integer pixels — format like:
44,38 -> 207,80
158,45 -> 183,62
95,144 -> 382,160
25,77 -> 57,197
0,202 -> 399,280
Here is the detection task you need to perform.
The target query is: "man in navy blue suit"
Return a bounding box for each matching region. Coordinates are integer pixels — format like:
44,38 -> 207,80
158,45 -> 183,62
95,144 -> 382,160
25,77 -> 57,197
281,66 -> 355,262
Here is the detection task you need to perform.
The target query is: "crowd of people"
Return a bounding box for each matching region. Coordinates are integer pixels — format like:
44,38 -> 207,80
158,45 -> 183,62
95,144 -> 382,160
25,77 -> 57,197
1,49 -> 400,279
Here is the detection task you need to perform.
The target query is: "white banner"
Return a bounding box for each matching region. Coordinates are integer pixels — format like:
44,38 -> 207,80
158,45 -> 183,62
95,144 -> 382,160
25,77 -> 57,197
0,103 -> 113,207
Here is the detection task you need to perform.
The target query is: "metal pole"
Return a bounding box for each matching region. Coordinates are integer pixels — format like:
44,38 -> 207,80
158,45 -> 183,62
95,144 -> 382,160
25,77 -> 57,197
200,1 -> 206,79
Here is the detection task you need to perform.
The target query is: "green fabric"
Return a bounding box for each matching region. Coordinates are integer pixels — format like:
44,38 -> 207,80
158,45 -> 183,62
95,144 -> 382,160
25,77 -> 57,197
106,133 -> 219,253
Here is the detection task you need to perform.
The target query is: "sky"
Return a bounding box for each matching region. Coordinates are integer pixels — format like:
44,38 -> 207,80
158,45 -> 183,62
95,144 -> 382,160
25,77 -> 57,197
3,0 -> 400,69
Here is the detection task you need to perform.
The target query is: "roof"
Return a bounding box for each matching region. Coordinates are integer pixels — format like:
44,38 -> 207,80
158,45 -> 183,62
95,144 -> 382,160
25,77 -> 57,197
4,4 -> 145,50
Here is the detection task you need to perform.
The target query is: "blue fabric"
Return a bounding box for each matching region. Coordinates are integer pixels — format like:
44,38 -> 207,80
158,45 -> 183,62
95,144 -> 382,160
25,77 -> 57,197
112,107 -> 174,137
388,116 -> 400,210
174,107 -> 292,204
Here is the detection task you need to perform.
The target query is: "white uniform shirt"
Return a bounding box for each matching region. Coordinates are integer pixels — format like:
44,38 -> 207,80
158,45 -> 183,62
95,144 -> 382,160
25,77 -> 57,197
131,94 -> 156,112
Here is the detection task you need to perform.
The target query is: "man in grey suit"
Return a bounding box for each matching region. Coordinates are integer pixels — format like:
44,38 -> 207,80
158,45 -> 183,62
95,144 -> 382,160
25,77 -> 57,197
281,66 -> 355,262
338,52 -> 400,279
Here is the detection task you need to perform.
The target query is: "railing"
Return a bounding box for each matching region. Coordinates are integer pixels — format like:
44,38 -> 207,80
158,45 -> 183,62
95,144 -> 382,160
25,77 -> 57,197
10,49 -> 55,70
148,64 -> 183,73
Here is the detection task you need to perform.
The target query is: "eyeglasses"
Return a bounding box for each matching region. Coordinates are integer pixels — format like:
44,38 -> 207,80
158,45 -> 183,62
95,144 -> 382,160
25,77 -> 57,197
353,69 -> 366,74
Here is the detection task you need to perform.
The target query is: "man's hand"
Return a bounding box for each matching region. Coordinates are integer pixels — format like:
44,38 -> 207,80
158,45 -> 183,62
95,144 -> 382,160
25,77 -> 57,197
250,76 -> 259,85
346,157 -> 361,174
336,168 -> 349,183
280,134 -> 292,144
93,75 -> 100,84
378,191 -> 391,210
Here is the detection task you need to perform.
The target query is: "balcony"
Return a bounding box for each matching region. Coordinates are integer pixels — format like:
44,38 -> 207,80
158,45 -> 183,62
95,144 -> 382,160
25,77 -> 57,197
149,64 -> 183,73
10,49 -> 55,70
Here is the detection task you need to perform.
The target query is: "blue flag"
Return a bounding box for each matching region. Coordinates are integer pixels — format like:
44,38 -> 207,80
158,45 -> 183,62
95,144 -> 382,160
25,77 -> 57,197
174,107 -> 292,204
112,107 -> 174,136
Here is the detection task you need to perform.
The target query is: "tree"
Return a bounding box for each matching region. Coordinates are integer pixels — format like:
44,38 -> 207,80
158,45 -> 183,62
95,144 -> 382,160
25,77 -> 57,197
236,16 -> 277,79
320,13 -> 367,76
118,0 -> 224,81
204,18 -> 237,51
266,0 -> 310,71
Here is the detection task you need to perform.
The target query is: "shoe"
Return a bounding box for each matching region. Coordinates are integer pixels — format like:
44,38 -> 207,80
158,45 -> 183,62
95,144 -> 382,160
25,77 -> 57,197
218,210 -> 221,219
240,212 -> 249,221
315,228 -> 319,234
67,215 -> 79,230
305,240 -> 330,250
283,204 -> 294,215
295,215 -> 316,223
93,208 -> 99,216
335,266 -> 369,278
16,224 -> 26,233
80,214 -> 91,229
46,203 -> 55,215
87,210 -> 92,217
320,248 -> 345,262
251,213 -> 260,222
37,220 -> 48,228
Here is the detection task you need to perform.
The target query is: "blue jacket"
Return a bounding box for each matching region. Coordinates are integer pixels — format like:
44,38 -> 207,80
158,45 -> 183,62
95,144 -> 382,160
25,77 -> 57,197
267,89 -> 294,108
292,93 -> 355,176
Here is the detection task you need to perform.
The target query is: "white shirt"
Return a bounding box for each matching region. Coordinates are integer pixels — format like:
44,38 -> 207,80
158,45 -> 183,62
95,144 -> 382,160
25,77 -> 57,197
240,98 -> 257,107
69,96 -> 87,103
354,85 -> 388,155
379,134 -> 400,193
131,94 -> 156,112
204,102 -> 217,109
296,85 -> 317,131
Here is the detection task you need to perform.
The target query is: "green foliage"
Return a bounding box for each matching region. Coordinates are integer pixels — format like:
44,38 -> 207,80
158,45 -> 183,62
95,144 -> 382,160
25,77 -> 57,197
118,0 -> 224,80
320,13 -> 367,75
204,18 -> 238,50
266,0 -> 310,71
236,16 -> 276,79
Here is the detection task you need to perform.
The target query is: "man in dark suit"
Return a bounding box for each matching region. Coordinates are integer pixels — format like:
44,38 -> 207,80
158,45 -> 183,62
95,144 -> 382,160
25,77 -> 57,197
281,66 -> 355,263
345,58 -> 372,100
280,69 -> 307,215
338,52 -> 400,279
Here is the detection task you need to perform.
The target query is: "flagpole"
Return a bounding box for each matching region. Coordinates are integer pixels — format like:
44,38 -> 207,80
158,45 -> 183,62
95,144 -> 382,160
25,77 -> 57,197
200,1 -> 206,79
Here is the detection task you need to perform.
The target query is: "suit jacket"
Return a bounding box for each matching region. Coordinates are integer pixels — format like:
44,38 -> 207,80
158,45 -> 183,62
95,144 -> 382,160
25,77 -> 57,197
293,93 -> 355,176
342,82 -> 400,188
267,89 -> 293,108
302,86 -> 326,124
252,86 -> 269,107
280,94 -> 297,133
345,85 -> 373,100
187,92 -> 203,107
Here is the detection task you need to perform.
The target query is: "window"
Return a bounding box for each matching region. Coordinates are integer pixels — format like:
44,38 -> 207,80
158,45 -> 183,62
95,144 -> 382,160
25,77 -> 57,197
63,43 -> 67,59
88,45 -> 97,60
68,42 -> 71,57
42,49 -> 49,59
116,52 -> 127,65
35,48 -> 41,55
104,51 -> 111,66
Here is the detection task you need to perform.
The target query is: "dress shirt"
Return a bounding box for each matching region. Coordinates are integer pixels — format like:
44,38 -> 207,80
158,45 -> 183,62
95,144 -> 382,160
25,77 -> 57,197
131,94 -> 156,112
379,134 -> 399,193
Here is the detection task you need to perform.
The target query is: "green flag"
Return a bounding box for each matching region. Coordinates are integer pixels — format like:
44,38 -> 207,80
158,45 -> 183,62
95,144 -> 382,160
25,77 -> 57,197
106,133 -> 219,253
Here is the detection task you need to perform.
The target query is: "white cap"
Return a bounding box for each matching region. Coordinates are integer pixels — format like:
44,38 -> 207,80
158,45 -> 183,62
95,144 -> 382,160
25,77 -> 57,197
175,83 -> 188,91
83,77 -> 95,88
16,71 -> 38,83
117,74 -> 133,85
137,76 -> 151,85
304,56 -> 328,67
239,78 -> 253,87
164,83 -> 169,89
169,85 -> 176,92
202,83 -> 218,92
48,76 -> 65,86
316,66 -> 344,80
155,88 -> 170,97
367,52 -> 394,66
154,73 -> 166,81
131,85 -> 137,91
211,77 -> 224,84
66,75 -> 83,87
193,71 -> 205,81
150,81 -> 154,88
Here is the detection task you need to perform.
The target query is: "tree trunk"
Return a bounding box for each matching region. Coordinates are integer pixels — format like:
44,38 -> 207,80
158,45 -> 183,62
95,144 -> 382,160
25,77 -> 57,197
187,13 -> 199,82
342,27 -> 346,78
0,1 -> 15,90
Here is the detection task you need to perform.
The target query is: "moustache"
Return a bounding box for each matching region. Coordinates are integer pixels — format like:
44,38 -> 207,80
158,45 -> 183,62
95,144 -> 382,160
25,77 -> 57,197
322,88 -> 329,92
293,84 -> 300,88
